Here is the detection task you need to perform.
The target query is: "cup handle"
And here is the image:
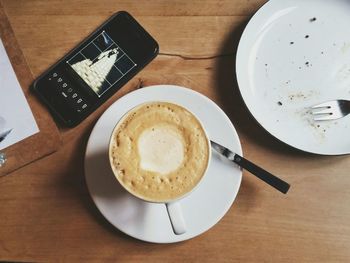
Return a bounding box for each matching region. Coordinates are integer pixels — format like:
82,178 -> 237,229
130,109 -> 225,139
166,202 -> 187,235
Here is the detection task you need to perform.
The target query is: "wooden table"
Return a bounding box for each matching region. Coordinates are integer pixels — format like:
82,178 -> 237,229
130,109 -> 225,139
1,1 -> 350,262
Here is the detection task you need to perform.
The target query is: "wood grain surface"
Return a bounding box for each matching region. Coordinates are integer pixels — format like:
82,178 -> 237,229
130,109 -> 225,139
0,2 -> 61,176
1,0 -> 350,262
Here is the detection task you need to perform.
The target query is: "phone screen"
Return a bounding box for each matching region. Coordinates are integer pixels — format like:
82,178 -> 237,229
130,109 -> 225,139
32,12 -> 158,127
67,30 -> 137,97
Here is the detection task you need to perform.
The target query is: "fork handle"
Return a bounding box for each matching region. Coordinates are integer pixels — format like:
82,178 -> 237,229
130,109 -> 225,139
233,154 -> 290,194
340,100 -> 350,111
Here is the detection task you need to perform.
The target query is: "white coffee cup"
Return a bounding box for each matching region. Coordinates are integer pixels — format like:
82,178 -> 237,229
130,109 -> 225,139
108,101 -> 211,235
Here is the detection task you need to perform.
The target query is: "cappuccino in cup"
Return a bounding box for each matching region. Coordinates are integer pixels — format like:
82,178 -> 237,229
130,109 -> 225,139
109,101 -> 210,203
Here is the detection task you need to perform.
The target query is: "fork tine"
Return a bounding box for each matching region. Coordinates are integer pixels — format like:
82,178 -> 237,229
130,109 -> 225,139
313,114 -> 340,121
311,101 -> 333,109
311,108 -> 333,115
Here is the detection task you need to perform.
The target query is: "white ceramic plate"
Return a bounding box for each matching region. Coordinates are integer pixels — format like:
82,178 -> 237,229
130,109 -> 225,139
84,85 -> 242,243
236,0 -> 350,155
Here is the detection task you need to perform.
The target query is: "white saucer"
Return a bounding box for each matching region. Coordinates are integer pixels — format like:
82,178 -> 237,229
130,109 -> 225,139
84,85 -> 242,243
236,0 -> 350,155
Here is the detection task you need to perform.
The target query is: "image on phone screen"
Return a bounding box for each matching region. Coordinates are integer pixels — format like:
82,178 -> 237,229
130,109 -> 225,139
67,30 -> 137,97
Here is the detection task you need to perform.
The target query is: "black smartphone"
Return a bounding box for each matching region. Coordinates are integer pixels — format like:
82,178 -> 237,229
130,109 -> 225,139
32,11 -> 159,127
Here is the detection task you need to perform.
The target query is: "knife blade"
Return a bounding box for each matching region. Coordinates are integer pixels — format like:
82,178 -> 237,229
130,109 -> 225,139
210,140 -> 290,194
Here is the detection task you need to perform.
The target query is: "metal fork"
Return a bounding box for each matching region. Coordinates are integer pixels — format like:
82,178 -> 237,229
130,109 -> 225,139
311,99 -> 350,121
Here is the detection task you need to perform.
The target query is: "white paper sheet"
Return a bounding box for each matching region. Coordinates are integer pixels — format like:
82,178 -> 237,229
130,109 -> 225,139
0,38 -> 39,150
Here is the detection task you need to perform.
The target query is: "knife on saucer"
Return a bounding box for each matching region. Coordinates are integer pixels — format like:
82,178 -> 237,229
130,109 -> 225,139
0,129 -> 13,143
210,140 -> 290,194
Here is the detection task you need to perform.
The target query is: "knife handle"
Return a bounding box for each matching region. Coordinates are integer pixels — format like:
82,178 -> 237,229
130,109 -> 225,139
233,154 -> 290,194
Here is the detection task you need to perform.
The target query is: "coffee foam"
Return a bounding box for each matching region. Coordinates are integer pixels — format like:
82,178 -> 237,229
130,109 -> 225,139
109,102 -> 210,202
138,125 -> 184,175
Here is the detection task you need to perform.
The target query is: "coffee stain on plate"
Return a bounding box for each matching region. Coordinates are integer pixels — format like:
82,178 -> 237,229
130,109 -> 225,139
305,61 -> 312,67
310,17 -> 317,22
336,64 -> 350,82
294,107 -> 329,141
341,42 -> 350,54
288,90 -> 319,101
